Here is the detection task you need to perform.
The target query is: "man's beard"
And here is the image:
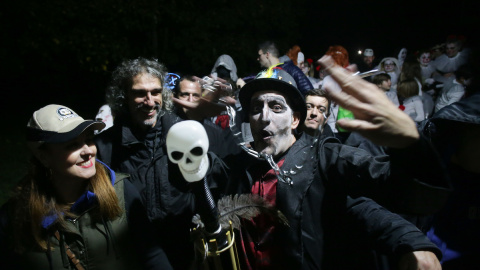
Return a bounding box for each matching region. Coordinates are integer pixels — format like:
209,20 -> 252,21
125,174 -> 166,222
137,103 -> 161,127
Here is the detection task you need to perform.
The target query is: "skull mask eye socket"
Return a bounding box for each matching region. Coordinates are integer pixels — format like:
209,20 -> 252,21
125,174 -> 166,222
190,147 -> 204,156
171,151 -> 184,161
166,120 -> 210,182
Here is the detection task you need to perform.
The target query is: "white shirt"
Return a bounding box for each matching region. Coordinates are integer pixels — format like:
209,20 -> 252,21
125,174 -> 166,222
403,95 -> 424,122
435,79 -> 465,113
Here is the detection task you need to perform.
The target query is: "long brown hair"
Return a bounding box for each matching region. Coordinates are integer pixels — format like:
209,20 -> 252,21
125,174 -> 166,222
399,57 -> 422,83
9,158 -> 122,253
397,79 -> 419,99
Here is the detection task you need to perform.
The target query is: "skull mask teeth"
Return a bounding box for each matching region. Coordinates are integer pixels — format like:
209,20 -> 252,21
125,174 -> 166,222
166,121 -> 210,182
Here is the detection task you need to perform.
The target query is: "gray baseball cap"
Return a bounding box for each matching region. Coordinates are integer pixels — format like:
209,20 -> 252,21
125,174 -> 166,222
26,104 -> 105,144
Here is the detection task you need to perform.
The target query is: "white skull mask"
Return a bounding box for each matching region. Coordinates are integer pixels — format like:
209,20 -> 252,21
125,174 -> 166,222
166,120 -> 209,182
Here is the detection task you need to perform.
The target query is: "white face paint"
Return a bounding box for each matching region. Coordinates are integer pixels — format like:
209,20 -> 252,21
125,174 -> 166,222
446,43 -> 460,58
95,105 -> 113,130
299,61 -> 309,75
398,48 -> 407,61
419,53 -> 431,67
384,61 -> 396,72
166,121 -> 209,182
249,91 -> 299,158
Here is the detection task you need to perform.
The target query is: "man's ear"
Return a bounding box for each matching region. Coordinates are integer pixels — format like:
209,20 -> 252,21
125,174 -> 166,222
291,112 -> 301,130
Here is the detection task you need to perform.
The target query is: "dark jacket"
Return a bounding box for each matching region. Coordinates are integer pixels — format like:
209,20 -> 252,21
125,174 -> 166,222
228,133 -> 447,269
0,163 -> 172,270
94,111 -> 229,269
279,61 -> 314,95
421,92 -> 480,267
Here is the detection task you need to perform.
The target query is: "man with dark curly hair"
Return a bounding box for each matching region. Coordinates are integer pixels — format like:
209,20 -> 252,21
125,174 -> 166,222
94,58 -> 229,269
104,57 -> 173,129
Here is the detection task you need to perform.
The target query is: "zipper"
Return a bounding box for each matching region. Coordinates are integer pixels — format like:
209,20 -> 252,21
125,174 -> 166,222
67,205 -> 97,225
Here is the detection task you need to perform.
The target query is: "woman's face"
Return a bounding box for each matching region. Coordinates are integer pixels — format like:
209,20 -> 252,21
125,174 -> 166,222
419,53 -> 431,66
384,61 -> 396,72
43,130 -> 97,182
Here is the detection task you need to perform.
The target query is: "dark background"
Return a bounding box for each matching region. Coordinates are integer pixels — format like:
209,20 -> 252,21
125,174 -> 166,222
0,0 -> 478,200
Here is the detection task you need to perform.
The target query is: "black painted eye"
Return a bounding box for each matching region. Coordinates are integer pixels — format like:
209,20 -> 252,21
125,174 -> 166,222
171,151 -> 183,160
190,147 -> 203,156
272,104 -> 283,113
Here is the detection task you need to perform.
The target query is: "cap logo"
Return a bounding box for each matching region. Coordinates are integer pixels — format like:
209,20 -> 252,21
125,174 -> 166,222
56,107 -> 77,121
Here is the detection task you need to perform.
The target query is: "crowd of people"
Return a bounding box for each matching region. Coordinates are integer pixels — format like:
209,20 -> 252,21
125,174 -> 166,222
0,35 -> 478,270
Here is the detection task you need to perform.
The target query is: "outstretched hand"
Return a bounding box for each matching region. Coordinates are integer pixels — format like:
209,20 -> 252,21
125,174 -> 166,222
172,76 -> 236,120
318,55 -> 419,148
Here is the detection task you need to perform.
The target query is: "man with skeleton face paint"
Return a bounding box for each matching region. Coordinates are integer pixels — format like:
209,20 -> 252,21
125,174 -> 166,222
224,57 -> 448,269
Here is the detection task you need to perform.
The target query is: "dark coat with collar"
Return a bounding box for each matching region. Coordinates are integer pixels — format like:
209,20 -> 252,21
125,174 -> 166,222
94,111 -> 230,269
228,133 -> 447,269
0,165 -> 172,270
419,92 -> 480,267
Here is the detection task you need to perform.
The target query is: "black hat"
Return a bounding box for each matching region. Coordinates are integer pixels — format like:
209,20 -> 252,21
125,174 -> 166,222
239,68 -> 306,126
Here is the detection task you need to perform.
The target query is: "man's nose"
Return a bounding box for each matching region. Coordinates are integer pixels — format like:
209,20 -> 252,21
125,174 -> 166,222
260,106 -> 271,123
187,94 -> 194,102
145,92 -> 155,106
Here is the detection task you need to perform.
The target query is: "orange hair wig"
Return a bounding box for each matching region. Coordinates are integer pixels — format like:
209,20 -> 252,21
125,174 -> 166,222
286,45 -> 302,66
325,45 -> 349,68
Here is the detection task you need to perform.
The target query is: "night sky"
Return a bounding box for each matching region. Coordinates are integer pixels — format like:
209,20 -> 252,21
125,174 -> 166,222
299,1 -> 477,60
0,0 -> 477,124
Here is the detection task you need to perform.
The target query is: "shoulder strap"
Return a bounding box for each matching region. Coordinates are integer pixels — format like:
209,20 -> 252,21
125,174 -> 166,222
54,231 -> 85,270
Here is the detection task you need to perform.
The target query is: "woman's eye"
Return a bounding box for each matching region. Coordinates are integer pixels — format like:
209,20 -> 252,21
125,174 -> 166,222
67,142 -> 82,150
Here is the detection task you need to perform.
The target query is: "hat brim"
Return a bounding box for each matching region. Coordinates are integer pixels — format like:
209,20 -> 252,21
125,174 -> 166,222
239,78 -> 307,126
27,120 -> 106,143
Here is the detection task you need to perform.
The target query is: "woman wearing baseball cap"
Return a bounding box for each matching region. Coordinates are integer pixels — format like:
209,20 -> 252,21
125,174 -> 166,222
0,104 -> 172,269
